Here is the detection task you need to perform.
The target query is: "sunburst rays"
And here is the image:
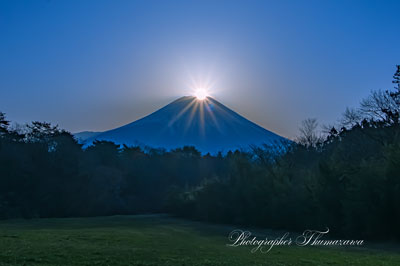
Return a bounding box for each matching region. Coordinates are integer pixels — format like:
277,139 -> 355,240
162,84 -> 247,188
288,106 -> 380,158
167,97 -> 223,139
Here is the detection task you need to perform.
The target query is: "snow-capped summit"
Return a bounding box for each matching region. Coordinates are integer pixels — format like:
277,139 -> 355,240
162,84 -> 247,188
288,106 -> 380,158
75,96 -> 287,153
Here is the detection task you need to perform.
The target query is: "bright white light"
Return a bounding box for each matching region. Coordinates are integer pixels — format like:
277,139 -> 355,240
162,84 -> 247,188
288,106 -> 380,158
194,88 -> 208,100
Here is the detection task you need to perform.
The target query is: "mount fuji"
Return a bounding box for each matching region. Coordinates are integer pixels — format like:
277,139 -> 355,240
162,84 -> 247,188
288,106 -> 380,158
75,96 -> 287,153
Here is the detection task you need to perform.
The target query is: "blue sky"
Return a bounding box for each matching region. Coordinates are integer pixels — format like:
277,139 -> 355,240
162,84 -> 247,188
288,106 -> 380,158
1,0 -> 399,138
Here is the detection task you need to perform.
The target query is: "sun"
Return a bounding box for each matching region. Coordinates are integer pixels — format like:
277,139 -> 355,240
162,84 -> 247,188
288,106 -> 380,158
194,88 -> 208,100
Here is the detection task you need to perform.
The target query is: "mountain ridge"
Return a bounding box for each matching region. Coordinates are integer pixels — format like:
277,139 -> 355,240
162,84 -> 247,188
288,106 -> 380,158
75,96 -> 288,153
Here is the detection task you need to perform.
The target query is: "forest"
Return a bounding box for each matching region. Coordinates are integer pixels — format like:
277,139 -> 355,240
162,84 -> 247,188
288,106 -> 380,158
0,66 -> 399,240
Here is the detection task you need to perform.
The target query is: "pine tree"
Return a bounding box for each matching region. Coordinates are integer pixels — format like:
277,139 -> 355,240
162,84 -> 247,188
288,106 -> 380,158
393,65 -> 400,90
0,112 -> 10,135
390,65 -> 400,104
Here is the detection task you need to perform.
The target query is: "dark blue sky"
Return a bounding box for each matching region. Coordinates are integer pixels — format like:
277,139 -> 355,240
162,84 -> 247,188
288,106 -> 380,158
1,0 -> 399,138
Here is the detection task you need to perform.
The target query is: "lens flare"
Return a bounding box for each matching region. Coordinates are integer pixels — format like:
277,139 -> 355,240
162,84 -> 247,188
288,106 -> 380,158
194,88 -> 208,100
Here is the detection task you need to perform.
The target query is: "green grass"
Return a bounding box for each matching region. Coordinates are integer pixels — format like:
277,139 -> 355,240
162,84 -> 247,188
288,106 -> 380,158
0,215 -> 399,266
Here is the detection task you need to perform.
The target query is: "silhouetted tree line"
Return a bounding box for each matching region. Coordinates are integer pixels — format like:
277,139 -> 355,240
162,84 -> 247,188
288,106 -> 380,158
166,66 -> 400,240
0,122 -> 227,218
0,66 -> 399,240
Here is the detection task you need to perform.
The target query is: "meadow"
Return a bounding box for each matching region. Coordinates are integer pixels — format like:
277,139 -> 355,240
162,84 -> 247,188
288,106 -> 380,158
0,215 -> 399,266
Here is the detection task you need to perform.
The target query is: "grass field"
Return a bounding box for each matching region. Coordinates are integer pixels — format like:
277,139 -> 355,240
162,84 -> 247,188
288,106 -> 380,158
0,215 -> 399,266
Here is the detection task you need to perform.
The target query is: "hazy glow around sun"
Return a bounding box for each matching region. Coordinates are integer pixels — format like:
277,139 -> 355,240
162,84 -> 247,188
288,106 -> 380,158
194,88 -> 208,100
183,65 -> 218,100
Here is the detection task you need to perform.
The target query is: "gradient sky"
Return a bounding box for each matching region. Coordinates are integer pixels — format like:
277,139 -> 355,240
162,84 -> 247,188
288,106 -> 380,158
1,0 -> 399,139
